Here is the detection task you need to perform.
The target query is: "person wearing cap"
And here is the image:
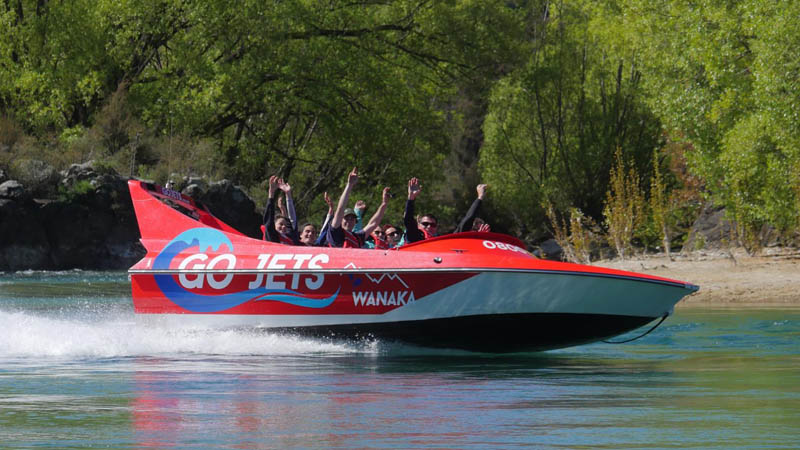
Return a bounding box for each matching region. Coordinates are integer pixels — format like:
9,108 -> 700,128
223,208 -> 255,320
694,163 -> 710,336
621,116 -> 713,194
342,207 -> 358,232
326,167 -> 391,248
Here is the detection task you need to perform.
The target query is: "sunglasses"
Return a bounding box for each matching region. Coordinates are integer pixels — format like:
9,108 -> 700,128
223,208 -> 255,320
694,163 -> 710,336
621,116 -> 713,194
386,231 -> 399,237
420,221 -> 437,227
374,231 -> 384,236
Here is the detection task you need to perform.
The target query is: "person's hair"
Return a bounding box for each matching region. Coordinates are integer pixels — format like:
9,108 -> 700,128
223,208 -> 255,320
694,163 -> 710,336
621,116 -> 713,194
275,214 -> 289,224
419,214 -> 438,224
472,217 -> 485,230
300,222 -> 316,232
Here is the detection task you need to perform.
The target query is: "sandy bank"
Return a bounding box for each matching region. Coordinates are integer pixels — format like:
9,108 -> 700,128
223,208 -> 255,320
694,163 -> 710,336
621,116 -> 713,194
594,248 -> 800,308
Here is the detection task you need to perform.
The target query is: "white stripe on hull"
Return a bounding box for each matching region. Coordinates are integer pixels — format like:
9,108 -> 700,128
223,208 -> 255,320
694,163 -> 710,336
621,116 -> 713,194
387,271 -> 687,320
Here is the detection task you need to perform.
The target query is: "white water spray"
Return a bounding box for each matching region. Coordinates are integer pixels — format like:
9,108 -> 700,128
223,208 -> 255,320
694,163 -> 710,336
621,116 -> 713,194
0,309 -> 368,359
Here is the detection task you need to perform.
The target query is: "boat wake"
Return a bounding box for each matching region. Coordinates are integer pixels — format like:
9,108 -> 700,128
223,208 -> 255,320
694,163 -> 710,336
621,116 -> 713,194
0,309 -> 371,359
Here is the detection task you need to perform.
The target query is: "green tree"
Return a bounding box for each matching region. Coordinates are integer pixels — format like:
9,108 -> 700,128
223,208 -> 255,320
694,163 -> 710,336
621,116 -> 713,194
0,0 -> 112,130
1,1 -> 528,225
615,0 -> 800,248
480,0 -> 661,236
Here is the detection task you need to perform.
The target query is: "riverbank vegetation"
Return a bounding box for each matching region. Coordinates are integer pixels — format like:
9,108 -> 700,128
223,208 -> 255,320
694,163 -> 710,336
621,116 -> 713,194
1,0 -> 798,259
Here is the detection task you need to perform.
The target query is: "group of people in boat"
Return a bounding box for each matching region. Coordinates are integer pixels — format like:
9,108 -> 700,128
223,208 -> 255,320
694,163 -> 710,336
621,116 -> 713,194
262,167 -> 489,249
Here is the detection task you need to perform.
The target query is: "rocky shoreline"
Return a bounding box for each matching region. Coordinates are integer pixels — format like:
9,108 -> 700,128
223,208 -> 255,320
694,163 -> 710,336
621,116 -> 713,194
0,162 -> 261,271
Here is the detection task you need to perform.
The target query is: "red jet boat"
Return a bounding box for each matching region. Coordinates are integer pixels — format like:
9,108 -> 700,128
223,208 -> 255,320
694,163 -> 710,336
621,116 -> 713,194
128,180 -> 698,352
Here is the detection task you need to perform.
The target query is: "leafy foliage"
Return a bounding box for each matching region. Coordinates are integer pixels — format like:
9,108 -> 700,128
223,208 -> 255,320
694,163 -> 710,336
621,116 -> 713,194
480,0 -> 662,237
1,0 -> 799,250
614,0 -> 800,249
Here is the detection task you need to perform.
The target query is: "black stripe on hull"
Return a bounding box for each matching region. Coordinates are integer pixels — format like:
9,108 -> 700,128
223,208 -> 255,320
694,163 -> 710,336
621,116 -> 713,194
269,313 -> 659,353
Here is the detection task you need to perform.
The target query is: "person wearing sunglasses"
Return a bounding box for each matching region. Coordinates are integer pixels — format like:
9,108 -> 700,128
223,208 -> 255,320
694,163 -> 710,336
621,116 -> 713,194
365,225 -> 392,250
327,167 -> 391,248
383,225 -> 404,248
403,177 -> 439,244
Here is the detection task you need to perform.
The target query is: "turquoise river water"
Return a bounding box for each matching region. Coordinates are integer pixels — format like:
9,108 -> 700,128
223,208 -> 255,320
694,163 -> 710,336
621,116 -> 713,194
1,271 -> 798,449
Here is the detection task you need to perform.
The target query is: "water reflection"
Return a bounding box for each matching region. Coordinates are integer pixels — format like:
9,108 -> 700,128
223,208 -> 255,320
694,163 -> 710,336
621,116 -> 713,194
125,351 -> 659,448
124,311 -> 800,449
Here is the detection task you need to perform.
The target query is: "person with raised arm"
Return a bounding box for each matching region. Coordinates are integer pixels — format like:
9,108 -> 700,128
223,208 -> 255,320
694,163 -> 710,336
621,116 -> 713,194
263,175 -> 300,245
327,167 -> 391,248
314,191 -> 335,246
454,183 -> 490,233
352,200 -> 367,232
403,177 -> 438,244
276,192 -> 298,232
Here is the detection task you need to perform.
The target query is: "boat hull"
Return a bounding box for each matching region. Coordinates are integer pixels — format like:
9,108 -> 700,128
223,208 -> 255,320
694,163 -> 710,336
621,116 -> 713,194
130,269 -> 691,351
268,313 -> 657,352
126,180 -> 699,352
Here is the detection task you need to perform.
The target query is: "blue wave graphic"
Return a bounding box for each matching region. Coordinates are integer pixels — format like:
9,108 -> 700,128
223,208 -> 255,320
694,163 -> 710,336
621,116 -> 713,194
255,288 -> 340,309
152,228 -> 337,313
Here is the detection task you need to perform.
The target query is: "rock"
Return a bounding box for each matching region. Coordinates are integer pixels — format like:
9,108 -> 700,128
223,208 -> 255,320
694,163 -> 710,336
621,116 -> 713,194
535,238 -> 564,261
185,176 -> 206,191
61,161 -> 99,189
0,194 -> 51,270
684,204 -> 734,251
191,180 -> 262,239
0,180 -> 26,200
0,168 -> 7,183
183,183 -> 204,199
92,173 -> 129,209
0,168 -> 145,271
0,167 -> 262,270
11,159 -> 60,197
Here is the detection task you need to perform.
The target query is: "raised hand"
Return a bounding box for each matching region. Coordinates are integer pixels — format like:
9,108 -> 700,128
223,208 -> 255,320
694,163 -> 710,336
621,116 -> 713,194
277,178 -> 292,193
324,191 -> 333,213
347,167 -> 359,186
407,177 -> 422,200
355,200 -> 367,214
268,175 -> 279,197
477,183 -> 488,200
382,187 -> 392,204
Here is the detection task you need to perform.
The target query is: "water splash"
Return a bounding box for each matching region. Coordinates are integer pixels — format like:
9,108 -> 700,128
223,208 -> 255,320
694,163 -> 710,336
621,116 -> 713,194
0,309 -> 366,359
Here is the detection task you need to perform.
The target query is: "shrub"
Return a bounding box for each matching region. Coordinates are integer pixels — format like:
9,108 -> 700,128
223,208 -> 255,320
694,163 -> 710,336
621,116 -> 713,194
603,147 -> 645,260
0,115 -> 22,153
545,204 -> 598,264
58,179 -> 95,202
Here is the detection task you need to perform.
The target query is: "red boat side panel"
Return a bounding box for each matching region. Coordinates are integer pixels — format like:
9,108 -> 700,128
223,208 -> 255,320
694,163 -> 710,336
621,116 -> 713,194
132,271 -> 478,315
